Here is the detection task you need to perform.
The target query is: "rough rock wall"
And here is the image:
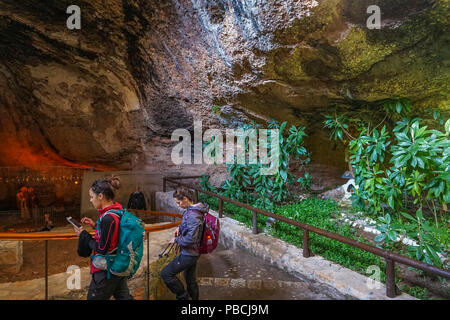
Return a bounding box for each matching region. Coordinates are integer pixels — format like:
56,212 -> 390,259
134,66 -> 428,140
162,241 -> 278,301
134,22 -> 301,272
0,0 -> 448,187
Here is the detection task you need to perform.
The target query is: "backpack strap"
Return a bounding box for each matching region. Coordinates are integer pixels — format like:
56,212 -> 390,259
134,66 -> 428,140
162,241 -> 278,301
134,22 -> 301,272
102,209 -> 122,221
186,209 -> 206,247
186,207 -> 208,217
96,210 -> 122,279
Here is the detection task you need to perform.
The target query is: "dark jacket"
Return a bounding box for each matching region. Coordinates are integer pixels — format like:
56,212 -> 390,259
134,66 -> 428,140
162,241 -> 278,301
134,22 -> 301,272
175,203 -> 208,256
77,202 -> 122,274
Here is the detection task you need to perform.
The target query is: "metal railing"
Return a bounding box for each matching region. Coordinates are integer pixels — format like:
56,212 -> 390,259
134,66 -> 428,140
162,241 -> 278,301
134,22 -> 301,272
0,209 -> 182,300
163,175 -> 450,298
0,206 -> 81,231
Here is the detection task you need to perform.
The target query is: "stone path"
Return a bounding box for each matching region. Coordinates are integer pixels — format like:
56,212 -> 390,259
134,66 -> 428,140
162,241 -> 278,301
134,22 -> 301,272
47,242 -> 340,300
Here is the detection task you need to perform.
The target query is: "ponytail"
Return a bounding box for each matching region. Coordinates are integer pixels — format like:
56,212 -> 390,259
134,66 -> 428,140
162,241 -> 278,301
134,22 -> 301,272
90,176 -> 120,200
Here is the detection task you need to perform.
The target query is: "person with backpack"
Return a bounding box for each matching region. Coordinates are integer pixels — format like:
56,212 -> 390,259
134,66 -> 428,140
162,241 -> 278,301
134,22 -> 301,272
74,176 -> 139,300
161,187 -> 209,300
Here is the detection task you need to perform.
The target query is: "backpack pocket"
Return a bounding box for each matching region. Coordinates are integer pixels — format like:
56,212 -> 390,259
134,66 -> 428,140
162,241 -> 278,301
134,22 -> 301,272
91,254 -> 114,270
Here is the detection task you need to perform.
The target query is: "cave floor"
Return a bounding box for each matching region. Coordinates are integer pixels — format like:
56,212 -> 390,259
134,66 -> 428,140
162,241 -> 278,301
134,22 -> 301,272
150,243 -> 339,300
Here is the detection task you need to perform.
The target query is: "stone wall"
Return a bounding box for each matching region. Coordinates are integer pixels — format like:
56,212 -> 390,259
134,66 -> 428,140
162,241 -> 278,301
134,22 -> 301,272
80,171 -> 164,219
1,0 -> 447,183
0,241 -> 23,274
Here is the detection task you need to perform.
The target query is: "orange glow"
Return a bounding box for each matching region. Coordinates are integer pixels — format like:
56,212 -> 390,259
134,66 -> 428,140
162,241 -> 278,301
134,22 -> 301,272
0,136 -> 116,171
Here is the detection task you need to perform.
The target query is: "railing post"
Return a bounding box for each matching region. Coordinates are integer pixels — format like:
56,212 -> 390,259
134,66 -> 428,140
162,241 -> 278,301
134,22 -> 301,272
45,240 -> 48,300
302,229 -> 311,258
147,232 -> 150,300
219,199 -> 223,218
193,190 -> 198,203
252,211 -> 258,234
386,258 -> 398,298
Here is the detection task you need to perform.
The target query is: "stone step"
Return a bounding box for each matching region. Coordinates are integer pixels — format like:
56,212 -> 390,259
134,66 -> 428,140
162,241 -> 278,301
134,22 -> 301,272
197,277 -> 308,290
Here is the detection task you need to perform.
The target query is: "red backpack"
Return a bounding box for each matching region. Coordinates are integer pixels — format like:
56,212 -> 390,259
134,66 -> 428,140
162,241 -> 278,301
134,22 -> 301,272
192,209 -> 220,254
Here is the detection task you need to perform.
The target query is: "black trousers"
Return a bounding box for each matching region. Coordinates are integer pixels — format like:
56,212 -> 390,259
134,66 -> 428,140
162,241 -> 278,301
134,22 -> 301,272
161,254 -> 200,300
87,270 -> 134,300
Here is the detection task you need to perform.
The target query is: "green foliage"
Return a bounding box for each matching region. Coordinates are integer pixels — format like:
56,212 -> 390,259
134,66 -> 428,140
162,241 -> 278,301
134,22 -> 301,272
382,98 -> 412,118
400,210 -> 447,268
270,198 -> 385,279
425,108 -> 444,125
202,119 -> 311,208
199,174 -> 218,193
399,285 -> 431,300
297,172 -> 312,191
324,99 -> 449,269
323,113 -> 350,141
199,193 -> 268,230
211,105 -> 222,116
374,213 -> 406,252
349,125 -> 392,215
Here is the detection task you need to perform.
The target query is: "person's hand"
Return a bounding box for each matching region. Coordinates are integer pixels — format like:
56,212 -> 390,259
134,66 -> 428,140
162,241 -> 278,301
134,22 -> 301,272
81,217 -> 95,228
74,226 -> 83,236
173,227 -> 180,237
169,237 -> 176,244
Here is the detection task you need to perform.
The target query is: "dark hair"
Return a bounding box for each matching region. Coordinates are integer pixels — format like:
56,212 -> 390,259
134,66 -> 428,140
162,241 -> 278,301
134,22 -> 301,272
173,187 -> 194,201
90,176 -> 120,200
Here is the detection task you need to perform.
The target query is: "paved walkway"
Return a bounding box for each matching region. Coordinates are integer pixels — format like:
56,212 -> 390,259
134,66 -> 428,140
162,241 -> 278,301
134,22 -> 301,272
156,244 -> 341,300
51,243 -> 339,300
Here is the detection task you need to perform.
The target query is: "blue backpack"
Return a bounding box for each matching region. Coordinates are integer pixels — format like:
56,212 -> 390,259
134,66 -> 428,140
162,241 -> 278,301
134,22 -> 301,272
92,209 -> 145,279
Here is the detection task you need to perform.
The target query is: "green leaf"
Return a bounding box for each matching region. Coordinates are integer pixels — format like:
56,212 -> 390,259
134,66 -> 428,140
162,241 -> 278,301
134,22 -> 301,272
416,157 -> 425,169
445,118 -> 450,135
280,170 -> 287,181
388,196 -> 394,209
388,231 -> 397,242
415,247 -> 423,260
280,121 -> 287,133
337,130 -> 343,140
424,245 -> 442,267
400,211 -> 416,222
374,234 -> 386,242
444,192 -> 450,203
385,214 -> 391,224
416,209 -> 424,220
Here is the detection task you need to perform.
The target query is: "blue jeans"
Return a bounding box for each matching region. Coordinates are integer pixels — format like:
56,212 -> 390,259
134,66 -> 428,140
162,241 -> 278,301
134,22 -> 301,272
161,254 -> 200,300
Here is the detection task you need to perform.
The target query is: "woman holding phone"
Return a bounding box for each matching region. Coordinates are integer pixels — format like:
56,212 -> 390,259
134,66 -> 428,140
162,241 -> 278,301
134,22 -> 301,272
73,176 -> 134,300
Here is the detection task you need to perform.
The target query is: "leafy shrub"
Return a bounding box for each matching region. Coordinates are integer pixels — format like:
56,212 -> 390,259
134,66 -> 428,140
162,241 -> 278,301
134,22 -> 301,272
323,99 -> 449,268
202,119 -> 311,209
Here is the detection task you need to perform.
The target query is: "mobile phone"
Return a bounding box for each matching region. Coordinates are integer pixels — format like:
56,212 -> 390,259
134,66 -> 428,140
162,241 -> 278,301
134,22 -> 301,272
66,216 -> 81,228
